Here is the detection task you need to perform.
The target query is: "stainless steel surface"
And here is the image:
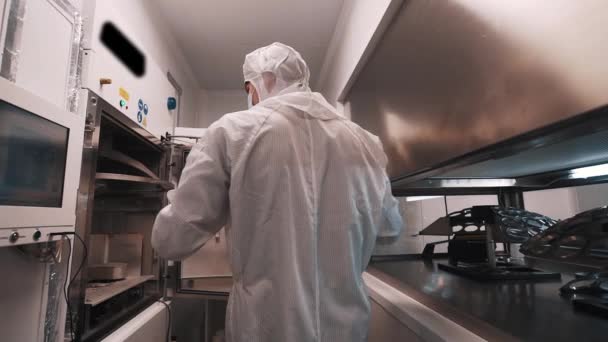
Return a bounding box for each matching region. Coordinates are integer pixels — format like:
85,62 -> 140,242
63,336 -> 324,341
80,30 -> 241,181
392,106 -> 608,191
8,231 -> 18,243
486,224 -> 496,268
107,234 -> 143,276
71,94 -> 102,340
170,144 -> 232,299
347,0 -> 608,180
88,234 -> 109,265
169,145 -> 190,184
370,259 -> 608,341
88,263 -> 127,281
438,123 -> 608,180
175,277 -> 427,342
97,101 -> 164,148
85,275 -> 154,306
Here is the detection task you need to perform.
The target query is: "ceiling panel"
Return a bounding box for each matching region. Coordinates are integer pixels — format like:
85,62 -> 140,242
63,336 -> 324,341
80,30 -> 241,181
151,0 -> 345,89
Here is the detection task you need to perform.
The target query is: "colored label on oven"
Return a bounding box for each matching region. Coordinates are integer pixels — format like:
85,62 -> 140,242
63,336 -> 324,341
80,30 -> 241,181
119,87 -> 130,101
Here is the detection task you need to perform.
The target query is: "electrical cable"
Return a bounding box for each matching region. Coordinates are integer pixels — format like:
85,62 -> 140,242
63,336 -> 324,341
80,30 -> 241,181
68,232 -> 87,341
157,299 -> 172,342
61,236 -> 74,341
51,232 -> 88,341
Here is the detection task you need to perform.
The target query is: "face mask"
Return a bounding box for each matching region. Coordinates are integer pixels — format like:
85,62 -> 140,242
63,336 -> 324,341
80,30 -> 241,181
247,91 -> 254,109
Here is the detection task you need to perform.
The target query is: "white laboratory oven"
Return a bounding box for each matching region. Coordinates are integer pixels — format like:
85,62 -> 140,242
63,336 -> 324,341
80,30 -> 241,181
80,0 -> 180,139
70,91 -> 173,342
0,77 -> 84,246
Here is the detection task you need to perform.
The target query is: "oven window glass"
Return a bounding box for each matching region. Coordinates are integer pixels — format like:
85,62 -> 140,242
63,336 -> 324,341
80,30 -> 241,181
0,100 -> 69,207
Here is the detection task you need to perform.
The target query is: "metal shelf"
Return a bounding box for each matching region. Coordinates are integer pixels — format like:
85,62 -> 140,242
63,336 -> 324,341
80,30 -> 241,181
85,275 -> 154,307
95,173 -> 174,190
98,150 -> 159,180
392,104 -> 608,194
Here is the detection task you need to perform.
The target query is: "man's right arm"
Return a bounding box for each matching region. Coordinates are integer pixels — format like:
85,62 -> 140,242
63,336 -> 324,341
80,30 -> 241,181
369,134 -> 403,238
379,176 -> 403,237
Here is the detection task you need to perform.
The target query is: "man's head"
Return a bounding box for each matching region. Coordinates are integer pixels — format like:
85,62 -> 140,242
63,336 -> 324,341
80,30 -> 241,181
243,42 -> 311,107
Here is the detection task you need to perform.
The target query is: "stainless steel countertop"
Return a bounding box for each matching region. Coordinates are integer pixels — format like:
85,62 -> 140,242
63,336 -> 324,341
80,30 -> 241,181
370,259 -> 608,342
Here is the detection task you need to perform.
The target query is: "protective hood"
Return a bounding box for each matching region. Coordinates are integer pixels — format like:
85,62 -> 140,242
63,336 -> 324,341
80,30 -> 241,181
261,91 -> 344,121
243,42 -> 311,102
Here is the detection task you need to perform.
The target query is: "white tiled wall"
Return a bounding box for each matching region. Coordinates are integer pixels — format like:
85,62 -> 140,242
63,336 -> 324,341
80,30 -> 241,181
523,188 -> 578,220
524,184 -> 608,219
574,183 -> 608,212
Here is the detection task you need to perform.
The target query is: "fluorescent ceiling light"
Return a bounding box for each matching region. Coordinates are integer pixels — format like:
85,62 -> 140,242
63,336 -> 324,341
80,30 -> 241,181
439,178 -> 516,188
570,164 -> 608,179
406,196 -> 442,202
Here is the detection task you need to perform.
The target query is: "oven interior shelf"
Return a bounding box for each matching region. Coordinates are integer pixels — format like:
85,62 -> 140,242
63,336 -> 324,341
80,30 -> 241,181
85,275 -> 155,306
98,150 -> 160,180
95,173 -> 174,190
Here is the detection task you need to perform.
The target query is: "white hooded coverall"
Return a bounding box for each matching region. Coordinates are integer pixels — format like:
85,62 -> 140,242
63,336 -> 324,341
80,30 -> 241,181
152,43 -> 403,342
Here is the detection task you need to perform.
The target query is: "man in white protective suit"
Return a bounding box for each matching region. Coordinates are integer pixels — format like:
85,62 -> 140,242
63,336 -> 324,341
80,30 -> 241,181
152,42 -> 403,342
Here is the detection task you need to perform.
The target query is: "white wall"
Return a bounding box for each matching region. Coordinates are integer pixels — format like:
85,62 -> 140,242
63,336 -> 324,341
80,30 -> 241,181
574,183 -> 608,212
173,0 -> 403,125
317,0 -> 403,107
125,0 -> 201,128
81,0 -> 201,127
524,188 -> 578,220
4,0 -> 199,121
196,89 -> 246,128
524,184 -> 608,220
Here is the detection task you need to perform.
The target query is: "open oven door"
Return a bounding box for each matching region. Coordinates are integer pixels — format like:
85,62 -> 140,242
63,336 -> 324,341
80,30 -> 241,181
164,131 -> 231,342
